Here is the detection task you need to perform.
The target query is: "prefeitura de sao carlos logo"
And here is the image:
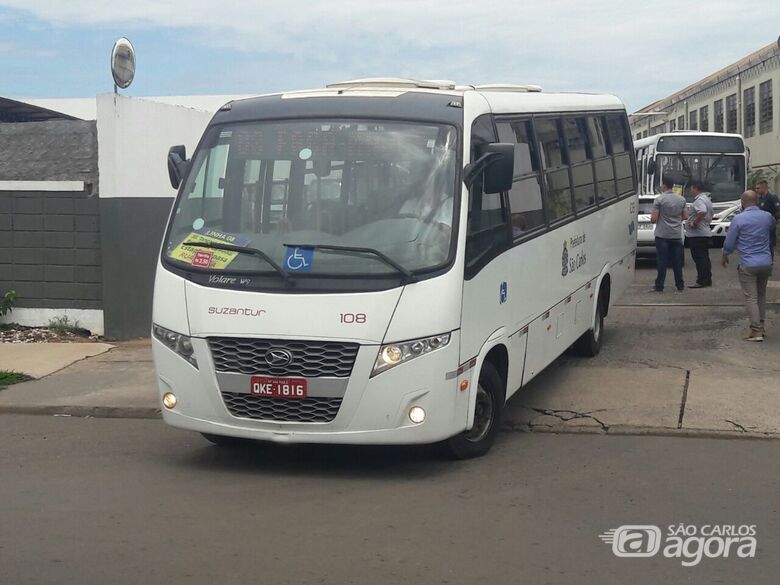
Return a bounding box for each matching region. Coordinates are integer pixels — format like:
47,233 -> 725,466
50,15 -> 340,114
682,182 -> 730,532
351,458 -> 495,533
561,241 -> 569,276
600,524 -> 757,567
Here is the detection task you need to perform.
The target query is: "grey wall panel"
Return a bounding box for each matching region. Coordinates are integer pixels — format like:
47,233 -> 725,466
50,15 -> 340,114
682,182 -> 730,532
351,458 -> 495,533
0,189 -> 101,311
100,197 -> 173,340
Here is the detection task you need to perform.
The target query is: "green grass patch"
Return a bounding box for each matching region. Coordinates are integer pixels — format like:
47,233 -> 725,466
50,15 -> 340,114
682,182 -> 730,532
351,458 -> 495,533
0,370 -> 32,389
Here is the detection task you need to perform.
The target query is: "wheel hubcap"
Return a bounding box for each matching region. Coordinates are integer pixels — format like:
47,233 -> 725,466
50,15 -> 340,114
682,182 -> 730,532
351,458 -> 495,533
465,384 -> 494,443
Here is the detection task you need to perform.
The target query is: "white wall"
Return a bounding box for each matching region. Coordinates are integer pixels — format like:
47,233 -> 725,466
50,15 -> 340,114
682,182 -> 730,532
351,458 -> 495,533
0,308 -> 104,336
96,94 -> 219,199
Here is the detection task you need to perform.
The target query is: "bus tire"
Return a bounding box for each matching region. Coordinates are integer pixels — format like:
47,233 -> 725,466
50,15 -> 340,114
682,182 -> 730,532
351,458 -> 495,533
573,296 -> 604,357
201,433 -> 248,448
446,361 -> 504,459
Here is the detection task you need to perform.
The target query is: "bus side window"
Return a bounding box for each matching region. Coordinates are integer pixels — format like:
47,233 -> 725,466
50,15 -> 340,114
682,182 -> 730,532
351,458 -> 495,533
606,114 -> 635,196
588,116 -> 616,203
535,117 -> 573,222
563,117 -> 597,213
465,115 -> 509,272
497,119 -> 545,238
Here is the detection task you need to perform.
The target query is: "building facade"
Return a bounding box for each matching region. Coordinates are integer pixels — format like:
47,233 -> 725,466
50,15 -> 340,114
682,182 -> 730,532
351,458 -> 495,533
630,40 -> 780,190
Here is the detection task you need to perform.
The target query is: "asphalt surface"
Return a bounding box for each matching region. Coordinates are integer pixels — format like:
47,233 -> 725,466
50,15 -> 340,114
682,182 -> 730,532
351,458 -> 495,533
2,414 -> 779,585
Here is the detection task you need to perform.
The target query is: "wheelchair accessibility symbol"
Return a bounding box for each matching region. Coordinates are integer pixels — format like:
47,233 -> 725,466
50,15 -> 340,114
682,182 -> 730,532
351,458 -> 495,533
284,246 -> 314,273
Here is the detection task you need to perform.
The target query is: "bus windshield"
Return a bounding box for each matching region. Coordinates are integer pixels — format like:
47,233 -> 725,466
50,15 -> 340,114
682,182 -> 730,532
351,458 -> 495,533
164,119 -> 458,277
653,154 -> 745,202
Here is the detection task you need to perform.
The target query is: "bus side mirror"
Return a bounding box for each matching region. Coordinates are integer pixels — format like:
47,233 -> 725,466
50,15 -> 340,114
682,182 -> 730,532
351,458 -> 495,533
646,159 -> 656,176
167,145 -> 189,189
464,143 -> 514,194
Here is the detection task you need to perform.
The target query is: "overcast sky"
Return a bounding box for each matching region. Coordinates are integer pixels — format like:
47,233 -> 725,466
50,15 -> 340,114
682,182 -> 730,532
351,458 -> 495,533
1,1 -> 778,112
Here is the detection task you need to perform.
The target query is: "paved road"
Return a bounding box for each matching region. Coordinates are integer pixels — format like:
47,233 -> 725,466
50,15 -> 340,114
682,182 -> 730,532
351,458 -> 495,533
2,415 -> 778,585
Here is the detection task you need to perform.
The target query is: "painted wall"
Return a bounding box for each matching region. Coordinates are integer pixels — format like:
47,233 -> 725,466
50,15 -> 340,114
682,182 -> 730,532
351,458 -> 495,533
0,120 -> 103,333
96,94 -> 215,338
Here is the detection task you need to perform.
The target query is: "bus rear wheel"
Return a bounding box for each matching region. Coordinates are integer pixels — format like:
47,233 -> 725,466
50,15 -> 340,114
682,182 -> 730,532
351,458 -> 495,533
573,297 -> 604,357
446,361 -> 504,459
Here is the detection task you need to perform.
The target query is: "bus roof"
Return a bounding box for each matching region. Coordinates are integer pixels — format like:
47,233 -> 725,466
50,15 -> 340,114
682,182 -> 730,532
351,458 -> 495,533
214,79 -> 626,125
634,131 -> 745,150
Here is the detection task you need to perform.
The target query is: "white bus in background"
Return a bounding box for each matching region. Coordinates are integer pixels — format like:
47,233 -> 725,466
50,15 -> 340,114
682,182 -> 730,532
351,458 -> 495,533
153,79 -> 637,458
634,131 -> 748,253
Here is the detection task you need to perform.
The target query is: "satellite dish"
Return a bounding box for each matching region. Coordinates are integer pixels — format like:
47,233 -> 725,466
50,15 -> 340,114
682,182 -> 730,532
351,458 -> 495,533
111,37 -> 136,91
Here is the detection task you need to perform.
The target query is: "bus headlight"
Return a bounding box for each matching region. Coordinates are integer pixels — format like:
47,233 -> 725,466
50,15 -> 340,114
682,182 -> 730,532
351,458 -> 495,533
372,333 -> 451,376
152,324 -> 198,368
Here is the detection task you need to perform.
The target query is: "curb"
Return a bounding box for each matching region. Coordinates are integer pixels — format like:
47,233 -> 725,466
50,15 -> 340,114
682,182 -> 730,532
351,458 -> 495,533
2,406 -> 779,441
0,405 -> 161,419
503,422 -> 780,441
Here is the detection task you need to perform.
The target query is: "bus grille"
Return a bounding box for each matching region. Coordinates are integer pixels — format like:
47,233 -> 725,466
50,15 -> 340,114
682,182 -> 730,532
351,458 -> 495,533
220,392 -> 342,423
208,337 -> 359,378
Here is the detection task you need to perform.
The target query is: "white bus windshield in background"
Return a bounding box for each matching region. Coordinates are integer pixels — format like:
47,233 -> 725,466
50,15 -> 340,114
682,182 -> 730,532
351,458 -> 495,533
654,153 -> 745,202
165,120 -> 458,278
656,135 -> 744,153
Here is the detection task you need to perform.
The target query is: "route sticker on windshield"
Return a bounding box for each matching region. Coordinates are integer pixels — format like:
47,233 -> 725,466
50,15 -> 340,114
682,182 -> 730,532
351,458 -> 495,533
284,246 -> 314,273
169,228 -> 251,270
298,148 -> 313,161
192,217 -> 205,230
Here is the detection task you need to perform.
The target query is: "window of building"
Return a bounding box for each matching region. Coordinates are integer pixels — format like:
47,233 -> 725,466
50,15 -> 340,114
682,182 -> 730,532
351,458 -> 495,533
759,80 -> 773,135
642,130 -> 648,138
689,110 -> 698,131
677,115 -> 685,130
497,119 -> 545,236
714,99 -> 724,132
743,86 -> 756,138
636,132 -> 642,140
726,94 -> 737,133
699,105 -> 709,132
669,119 -> 677,132
535,118 -> 573,222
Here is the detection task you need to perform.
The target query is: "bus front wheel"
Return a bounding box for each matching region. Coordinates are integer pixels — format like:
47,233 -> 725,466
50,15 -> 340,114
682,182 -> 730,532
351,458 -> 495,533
446,361 -> 504,459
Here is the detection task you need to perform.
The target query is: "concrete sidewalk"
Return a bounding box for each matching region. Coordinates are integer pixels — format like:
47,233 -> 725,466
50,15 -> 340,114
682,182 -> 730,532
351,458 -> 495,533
0,342 -> 114,378
0,339 -> 157,418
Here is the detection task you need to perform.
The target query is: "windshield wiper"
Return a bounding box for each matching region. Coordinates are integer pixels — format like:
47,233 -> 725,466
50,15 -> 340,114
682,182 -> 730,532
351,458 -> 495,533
284,243 -> 416,283
181,241 -> 290,284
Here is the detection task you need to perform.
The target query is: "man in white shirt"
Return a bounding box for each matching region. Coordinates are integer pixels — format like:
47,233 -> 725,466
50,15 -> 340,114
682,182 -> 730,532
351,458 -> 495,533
685,180 -> 714,288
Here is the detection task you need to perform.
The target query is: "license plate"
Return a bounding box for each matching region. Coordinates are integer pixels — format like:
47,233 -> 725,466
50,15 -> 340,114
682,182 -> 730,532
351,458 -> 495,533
249,376 -> 307,399
638,223 -> 654,231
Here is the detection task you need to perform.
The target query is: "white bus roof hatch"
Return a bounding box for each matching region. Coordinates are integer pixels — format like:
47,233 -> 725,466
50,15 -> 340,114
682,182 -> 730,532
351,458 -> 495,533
326,78 -> 457,91
475,84 -> 543,93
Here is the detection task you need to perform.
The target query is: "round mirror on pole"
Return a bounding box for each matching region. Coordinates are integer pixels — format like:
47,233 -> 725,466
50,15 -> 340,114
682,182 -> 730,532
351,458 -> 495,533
111,37 -> 136,91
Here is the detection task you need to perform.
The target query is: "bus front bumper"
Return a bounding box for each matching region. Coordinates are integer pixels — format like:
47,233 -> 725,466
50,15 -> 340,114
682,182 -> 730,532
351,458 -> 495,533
152,334 -> 470,445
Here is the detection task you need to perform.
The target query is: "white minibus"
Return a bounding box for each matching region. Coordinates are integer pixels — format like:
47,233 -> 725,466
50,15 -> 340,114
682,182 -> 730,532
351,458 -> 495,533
153,79 -> 637,457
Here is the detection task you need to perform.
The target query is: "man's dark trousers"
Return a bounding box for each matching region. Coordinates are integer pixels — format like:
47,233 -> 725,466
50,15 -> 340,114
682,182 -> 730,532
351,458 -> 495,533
655,237 -> 685,291
687,236 -> 712,286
